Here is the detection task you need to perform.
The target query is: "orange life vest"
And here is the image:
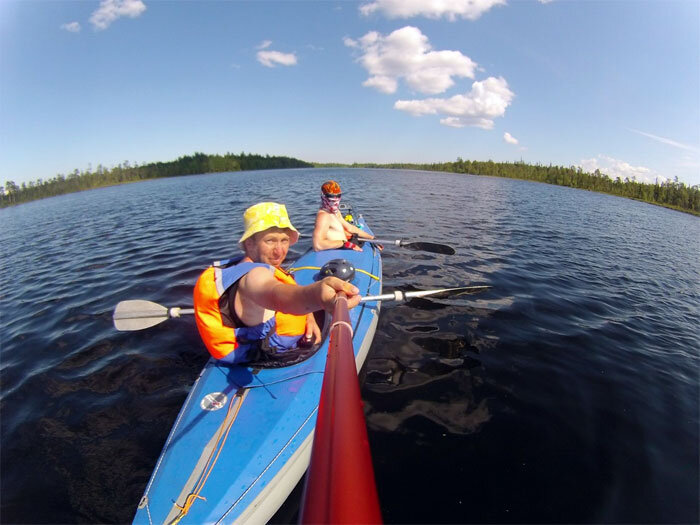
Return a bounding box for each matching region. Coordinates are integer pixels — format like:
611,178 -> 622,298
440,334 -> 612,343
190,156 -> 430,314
193,259 -> 307,363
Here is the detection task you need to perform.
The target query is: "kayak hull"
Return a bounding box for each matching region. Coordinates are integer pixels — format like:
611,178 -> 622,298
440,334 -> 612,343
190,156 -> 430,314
133,208 -> 381,524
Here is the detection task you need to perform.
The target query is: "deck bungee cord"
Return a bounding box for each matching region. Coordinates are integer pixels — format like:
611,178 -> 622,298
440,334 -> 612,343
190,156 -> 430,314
288,264 -> 380,281
169,388 -> 249,524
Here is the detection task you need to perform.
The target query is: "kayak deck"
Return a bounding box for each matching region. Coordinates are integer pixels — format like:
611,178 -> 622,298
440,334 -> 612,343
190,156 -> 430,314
133,207 -> 382,524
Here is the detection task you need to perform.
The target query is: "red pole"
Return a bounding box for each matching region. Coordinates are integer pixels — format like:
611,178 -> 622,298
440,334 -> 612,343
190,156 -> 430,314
300,294 -> 382,524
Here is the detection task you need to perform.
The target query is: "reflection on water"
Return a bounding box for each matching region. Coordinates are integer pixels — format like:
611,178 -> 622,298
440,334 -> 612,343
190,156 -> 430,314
1,168 -> 698,524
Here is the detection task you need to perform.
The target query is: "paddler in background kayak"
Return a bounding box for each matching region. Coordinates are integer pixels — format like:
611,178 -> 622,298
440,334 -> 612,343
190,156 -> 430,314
193,202 -> 360,365
312,180 -> 375,252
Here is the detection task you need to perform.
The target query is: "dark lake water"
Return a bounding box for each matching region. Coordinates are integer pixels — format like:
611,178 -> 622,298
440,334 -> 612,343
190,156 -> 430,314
1,168 -> 698,524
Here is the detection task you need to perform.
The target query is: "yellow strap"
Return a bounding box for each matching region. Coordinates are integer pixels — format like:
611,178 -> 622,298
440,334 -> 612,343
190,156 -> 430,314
289,265 -> 380,281
357,268 -> 380,281
288,266 -> 321,273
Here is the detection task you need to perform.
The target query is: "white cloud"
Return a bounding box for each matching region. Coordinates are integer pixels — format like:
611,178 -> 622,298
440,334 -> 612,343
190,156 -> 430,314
61,22 -> 81,33
345,26 -> 477,95
579,155 -> 665,184
89,0 -> 146,31
628,128 -> 699,153
394,76 -> 514,129
359,0 -> 506,21
504,132 -> 518,145
256,44 -> 298,67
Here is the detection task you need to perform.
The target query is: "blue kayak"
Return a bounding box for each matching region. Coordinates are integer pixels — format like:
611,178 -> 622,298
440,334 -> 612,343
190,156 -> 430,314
132,205 -> 382,524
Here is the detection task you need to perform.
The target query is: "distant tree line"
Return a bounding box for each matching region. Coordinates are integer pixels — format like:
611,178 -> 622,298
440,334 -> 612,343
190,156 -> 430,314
324,159 -> 699,216
0,152 -> 312,207
3,153 -> 698,216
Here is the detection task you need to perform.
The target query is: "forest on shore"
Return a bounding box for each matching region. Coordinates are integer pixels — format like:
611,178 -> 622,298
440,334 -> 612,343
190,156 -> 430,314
0,152 -> 312,207
325,158 -> 700,216
1,153 -> 698,216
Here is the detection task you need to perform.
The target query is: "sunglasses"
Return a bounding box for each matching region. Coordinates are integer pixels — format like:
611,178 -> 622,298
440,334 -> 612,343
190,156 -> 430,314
323,193 -> 342,199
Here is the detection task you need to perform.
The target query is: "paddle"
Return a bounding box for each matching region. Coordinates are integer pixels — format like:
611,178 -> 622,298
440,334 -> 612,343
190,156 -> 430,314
361,285 -> 490,303
300,292 -> 382,523
112,300 -> 194,331
112,285 -> 490,331
363,238 -> 455,255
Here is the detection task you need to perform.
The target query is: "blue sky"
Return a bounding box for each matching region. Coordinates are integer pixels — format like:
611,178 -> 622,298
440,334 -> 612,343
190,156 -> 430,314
1,0 -> 699,187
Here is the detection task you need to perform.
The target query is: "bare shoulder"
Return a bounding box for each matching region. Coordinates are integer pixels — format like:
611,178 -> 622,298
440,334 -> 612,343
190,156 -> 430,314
239,265 -> 274,291
314,209 -> 333,229
316,208 -> 332,221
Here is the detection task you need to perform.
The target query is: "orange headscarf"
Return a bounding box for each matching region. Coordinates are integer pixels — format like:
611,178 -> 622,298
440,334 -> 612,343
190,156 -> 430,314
321,180 -> 341,196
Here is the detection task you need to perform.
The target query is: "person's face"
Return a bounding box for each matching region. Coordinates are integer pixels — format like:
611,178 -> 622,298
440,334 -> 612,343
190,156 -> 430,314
323,193 -> 341,210
246,228 -> 290,267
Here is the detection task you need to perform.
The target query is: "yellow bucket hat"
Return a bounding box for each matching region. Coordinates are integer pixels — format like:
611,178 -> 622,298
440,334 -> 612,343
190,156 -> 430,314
238,202 -> 299,245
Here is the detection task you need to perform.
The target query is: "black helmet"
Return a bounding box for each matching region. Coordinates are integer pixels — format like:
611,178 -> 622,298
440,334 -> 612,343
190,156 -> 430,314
319,259 -> 356,282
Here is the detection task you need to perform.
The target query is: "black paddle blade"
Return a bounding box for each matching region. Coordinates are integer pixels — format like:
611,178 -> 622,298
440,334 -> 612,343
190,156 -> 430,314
402,241 -> 455,255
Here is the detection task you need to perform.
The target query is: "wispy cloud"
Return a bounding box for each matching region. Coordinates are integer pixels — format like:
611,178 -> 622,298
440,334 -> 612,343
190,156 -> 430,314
628,128 -> 699,152
359,0 -> 506,21
61,22 -> 81,33
90,0 -> 146,31
256,41 -> 297,67
394,77 -> 514,129
345,26 -> 477,95
504,132 -> 518,145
